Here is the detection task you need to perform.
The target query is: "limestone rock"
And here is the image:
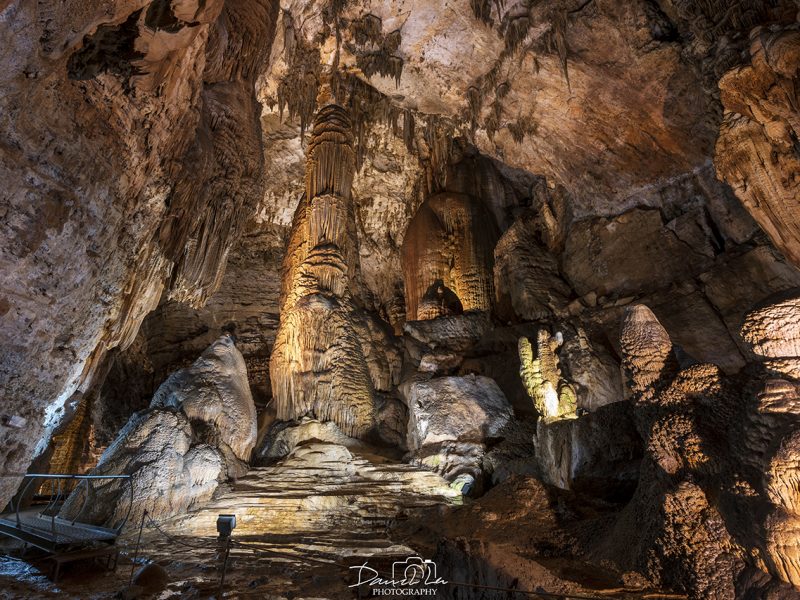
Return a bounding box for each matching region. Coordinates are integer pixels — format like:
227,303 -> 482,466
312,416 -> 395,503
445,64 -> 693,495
132,563 -> 169,595
403,311 -> 491,353
255,418 -> 365,463
493,213 -> 572,321
400,375 -> 513,452
269,104 -> 385,439
701,246 -> 800,355
0,0 -> 279,509
559,326 -> 624,412
374,394 -> 409,449
518,330 -> 577,419
741,295 -> 800,360
715,25 -> 800,269
401,192 -> 499,321
151,334 -> 257,462
609,298 -> 800,594
533,402 -> 642,502
646,287 -> 746,374
410,441 -> 487,494
482,420 -> 539,485
61,408 -> 224,527
620,305 -> 678,403
107,223 -> 286,409
563,209 -> 713,298
418,351 -> 463,375
60,336 -> 256,526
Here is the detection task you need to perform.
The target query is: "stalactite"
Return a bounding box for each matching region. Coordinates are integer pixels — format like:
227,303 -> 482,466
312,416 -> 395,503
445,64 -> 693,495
467,85 -> 482,134
471,0 -> 494,26
508,115 -> 535,143
330,73 -> 422,170
351,14 -> 383,45
504,15 -> 531,52
544,12 -> 570,90
403,108 -> 415,153
356,51 -> 404,87
305,104 -> 356,201
349,14 -> 404,88
463,3 -> 576,136
276,12 -> 321,136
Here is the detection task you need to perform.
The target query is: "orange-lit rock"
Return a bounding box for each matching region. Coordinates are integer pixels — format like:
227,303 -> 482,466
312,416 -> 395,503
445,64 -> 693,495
716,25 -> 800,268
401,192 -> 499,321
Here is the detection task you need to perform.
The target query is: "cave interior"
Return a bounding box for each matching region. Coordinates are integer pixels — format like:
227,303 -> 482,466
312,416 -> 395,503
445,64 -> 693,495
2,0 -> 800,598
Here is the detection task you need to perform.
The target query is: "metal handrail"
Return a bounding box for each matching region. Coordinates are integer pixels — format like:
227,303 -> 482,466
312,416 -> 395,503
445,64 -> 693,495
8,473 -> 134,540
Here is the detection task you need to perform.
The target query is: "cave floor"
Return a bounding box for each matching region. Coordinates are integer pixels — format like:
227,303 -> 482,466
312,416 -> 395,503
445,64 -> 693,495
0,443 -> 682,599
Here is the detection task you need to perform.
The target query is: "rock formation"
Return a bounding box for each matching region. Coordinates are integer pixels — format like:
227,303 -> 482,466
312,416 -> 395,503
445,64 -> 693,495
5,1 -> 800,597
401,192 -> 498,321
493,213 -> 572,321
400,374 -> 513,493
715,24 -> 800,268
151,334 -> 256,462
0,0 -> 278,509
533,402 -> 642,500
269,103 -> 400,439
606,297 -> 800,595
60,335 -> 255,526
519,329 -> 577,420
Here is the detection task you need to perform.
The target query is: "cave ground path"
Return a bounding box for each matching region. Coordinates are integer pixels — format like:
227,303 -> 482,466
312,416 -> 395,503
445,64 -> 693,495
0,442 -> 681,599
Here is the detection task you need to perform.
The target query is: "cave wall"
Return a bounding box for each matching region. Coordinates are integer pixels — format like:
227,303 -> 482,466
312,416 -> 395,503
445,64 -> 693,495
0,0 -> 278,508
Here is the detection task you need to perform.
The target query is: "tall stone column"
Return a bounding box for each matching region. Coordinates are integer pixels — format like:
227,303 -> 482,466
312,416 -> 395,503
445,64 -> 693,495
269,103 -> 376,438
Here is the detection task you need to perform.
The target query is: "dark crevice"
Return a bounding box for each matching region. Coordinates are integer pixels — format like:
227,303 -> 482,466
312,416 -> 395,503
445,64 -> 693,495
67,10 -> 144,83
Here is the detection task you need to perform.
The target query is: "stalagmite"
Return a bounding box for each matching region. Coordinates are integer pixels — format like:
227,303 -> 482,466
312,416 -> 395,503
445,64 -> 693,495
270,103 -> 378,438
518,330 -> 577,420
620,304 -> 679,404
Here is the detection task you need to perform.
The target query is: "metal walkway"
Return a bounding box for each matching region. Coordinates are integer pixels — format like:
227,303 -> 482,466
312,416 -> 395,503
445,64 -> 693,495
0,474 -> 132,554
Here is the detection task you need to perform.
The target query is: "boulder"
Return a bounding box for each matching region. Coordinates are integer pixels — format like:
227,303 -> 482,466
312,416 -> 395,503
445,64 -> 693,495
403,311 -> 491,353
399,374 -> 513,492
151,334 -> 257,461
60,336 -> 256,526
400,375 -> 513,451
255,418 -> 365,463
132,563 -> 169,595
533,402 -> 642,502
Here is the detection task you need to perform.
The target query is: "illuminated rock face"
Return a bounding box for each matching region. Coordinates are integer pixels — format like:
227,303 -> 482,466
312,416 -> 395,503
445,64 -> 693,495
519,330 -> 577,420
715,25 -> 800,268
60,335 -> 255,526
0,0 -> 279,510
151,334 -> 257,462
401,192 -> 498,321
270,104 -> 397,439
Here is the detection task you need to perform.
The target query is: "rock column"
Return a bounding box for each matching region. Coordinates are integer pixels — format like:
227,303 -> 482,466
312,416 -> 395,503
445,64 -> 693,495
269,104 -> 376,438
